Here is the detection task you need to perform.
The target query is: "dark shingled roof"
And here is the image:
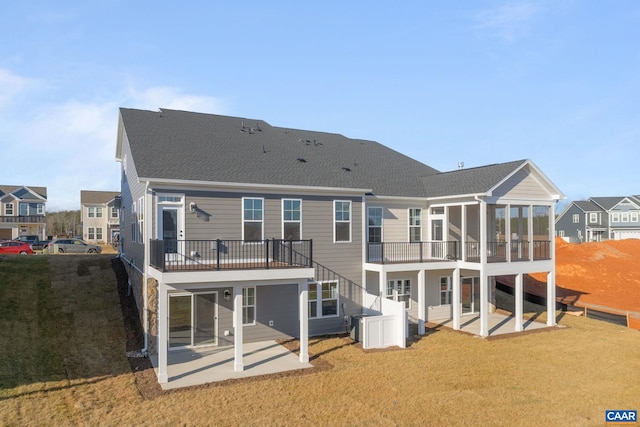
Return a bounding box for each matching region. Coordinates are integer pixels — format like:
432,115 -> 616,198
80,190 -> 120,204
0,185 -> 47,200
590,197 -> 626,210
573,200 -> 604,212
120,108 -> 528,198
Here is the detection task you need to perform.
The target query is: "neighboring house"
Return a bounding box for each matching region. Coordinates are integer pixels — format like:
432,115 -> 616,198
0,185 -> 47,240
80,190 -> 121,245
556,196 -> 640,242
116,107 -> 564,385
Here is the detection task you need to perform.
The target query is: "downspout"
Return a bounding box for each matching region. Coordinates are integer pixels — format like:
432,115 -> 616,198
140,180 -> 151,356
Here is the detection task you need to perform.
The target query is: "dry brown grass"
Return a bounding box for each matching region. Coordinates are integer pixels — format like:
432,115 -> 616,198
1,255 -> 639,426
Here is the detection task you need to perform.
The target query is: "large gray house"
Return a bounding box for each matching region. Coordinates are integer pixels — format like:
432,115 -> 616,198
555,196 -> 640,242
116,107 -> 564,386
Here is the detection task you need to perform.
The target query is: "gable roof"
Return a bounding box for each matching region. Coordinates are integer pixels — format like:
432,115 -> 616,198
590,197 -> 626,211
0,185 -> 47,201
117,108 -> 560,199
80,190 -> 120,205
574,200 -> 604,213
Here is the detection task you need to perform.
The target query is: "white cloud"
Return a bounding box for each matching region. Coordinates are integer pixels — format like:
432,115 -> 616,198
475,1 -> 540,43
0,68 -> 41,108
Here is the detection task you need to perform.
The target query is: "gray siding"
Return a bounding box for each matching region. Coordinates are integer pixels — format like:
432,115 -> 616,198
555,204 -> 585,243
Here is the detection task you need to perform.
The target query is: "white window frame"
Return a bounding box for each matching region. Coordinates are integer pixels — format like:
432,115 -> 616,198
621,212 -> 630,222
631,212 -> 639,223
88,207 -> 95,218
131,202 -> 137,243
242,197 -> 264,241
367,207 -> 383,243
334,200 -> 352,243
138,197 -> 144,243
440,276 -> 452,305
111,207 -> 119,218
409,208 -> 422,242
37,204 -> 44,215
589,212 -> 598,223
19,203 -> 28,216
572,214 -> 579,224
611,212 -> 620,223
96,227 -> 103,241
5,203 -> 13,216
557,230 -> 565,237
243,287 -> 256,326
88,227 -> 95,240
282,199 -> 302,240
309,281 -> 339,319
386,279 -> 411,309
96,207 -> 103,218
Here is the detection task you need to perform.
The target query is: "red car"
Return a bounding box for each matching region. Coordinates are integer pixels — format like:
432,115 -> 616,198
0,240 -> 34,255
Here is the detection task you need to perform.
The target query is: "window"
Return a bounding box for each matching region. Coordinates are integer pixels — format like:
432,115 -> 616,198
111,207 -> 119,218
88,227 -> 95,240
158,195 -> 182,203
367,207 -> 382,243
282,199 -> 301,240
96,207 -> 103,218
309,281 -> 338,318
88,207 -> 95,218
621,212 -> 630,222
131,202 -> 138,243
334,201 -> 351,242
631,212 -> 639,222
138,197 -> 144,242
572,214 -> 579,224
409,208 -> 422,242
243,287 -> 256,325
611,212 -> 620,223
96,227 -> 103,241
19,203 -> 28,216
5,203 -> 13,215
589,212 -> 598,223
37,204 -> 44,215
243,198 -> 263,241
557,230 -> 565,237
440,277 -> 452,305
386,279 -> 411,309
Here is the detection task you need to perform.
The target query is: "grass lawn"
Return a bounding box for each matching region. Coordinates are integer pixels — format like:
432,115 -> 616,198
1,255 -> 639,426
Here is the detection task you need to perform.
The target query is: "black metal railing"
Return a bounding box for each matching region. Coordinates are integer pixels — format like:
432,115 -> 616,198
150,239 -> 313,272
0,215 -> 46,223
366,241 -> 458,264
532,240 -> 551,260
464,240 -> 551,262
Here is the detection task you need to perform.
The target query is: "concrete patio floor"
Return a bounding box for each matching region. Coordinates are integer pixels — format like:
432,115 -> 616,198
150,340 -> 313,390
432,312 -> 554,337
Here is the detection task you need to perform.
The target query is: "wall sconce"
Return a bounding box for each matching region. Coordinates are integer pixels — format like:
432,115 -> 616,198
224,289 -> 231,301
189,202 -> 197,213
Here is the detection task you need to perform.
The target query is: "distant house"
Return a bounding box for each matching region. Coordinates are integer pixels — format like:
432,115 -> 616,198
556,196 -> 640,242
0,185 -> 47,240
116,107 -> 564,385
80,190 -> 120,244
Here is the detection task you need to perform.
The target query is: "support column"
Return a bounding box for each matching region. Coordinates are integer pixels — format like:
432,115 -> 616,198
299,281 -> 309,363
547,271 -> 556,326
461,205 -> 467,261
515,274 -> 523,332
233,285 -> 244,372
379,270 -> 387,302
157,282 -> 168,383
452,268 -> 461,330
479,274 -> 489,337
417,270 -> 426,335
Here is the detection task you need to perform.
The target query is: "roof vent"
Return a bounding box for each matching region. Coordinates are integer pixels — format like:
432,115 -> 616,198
297,157 -> 307,163
342,167 -> 352,172
458,161 -> 464,170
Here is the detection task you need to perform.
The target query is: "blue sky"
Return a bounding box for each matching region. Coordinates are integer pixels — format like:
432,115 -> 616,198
1,1 -> 639,211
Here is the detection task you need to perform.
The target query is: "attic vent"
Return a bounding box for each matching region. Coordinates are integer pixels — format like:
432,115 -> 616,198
297,157 -> 307,163
342,167 -> 352,172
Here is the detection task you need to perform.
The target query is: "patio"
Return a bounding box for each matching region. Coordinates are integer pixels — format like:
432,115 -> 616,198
150,340 -> 313,390
431,312 -> 554,337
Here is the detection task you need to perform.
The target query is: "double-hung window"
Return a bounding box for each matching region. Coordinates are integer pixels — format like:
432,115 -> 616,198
309,281 -> 338,318
386,279 -> 411,309
589,212 -> 598,223
334,201 -> 351,242
96,207 -> 103,218
572,214 -> 579,224
243,198 -> 264,241
282,199 -> 301,240
37,204 -> 44,215
96,227 -> 103,241
88,207 -> 95,218
440,277 -> 452,305
367,207 -> 382,243
5,203 -> 13,215
243,287 -> 256,325
88,227 -> 95,240
631,212 -> 639,222
111,207 -> 119,219
621,212 -> 630,222
409,208 -> 422,242
19,203 -> 28,216
611,212 -> 620,223
138,197 -> 144,242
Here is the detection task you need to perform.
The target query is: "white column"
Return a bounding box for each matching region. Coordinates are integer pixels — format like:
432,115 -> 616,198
547,271 -> 556,326
452,268 -> 461,330
479,274 -> 489,337
233,285 -> 244,372
515,274 -> 523,332
461,205 -> 467,261
298,281 -> 309,363
417,270 -> 426,335
157,281 -> 168,383
379,270 -> 387,301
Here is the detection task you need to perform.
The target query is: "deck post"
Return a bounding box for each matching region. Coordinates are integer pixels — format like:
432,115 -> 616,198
547,270 -> 556,326
157,281 -> 168,383
417,269 -> 426,335
299,281 -> 309,363
233,285 -> 244,371
515,273 -> 523,332
452,268 -> 461,330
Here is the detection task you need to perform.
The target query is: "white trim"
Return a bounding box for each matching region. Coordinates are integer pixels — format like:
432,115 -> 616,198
367,206 -> 383,243
282,198 -> 302,240
242,286 -> 256,326
167,291 -> 219,350
308,280 -> 340,319
408,207 -> 422,242
242,197 -> 264,241
334,200 -> 352,243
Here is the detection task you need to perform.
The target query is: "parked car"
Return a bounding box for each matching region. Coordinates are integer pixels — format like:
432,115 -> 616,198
48,238 -> 102,254
15,235 -> 48,250
0,240 -> 34,255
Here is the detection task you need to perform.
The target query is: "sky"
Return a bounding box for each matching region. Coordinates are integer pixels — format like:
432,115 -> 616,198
1,1 -> 639,212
